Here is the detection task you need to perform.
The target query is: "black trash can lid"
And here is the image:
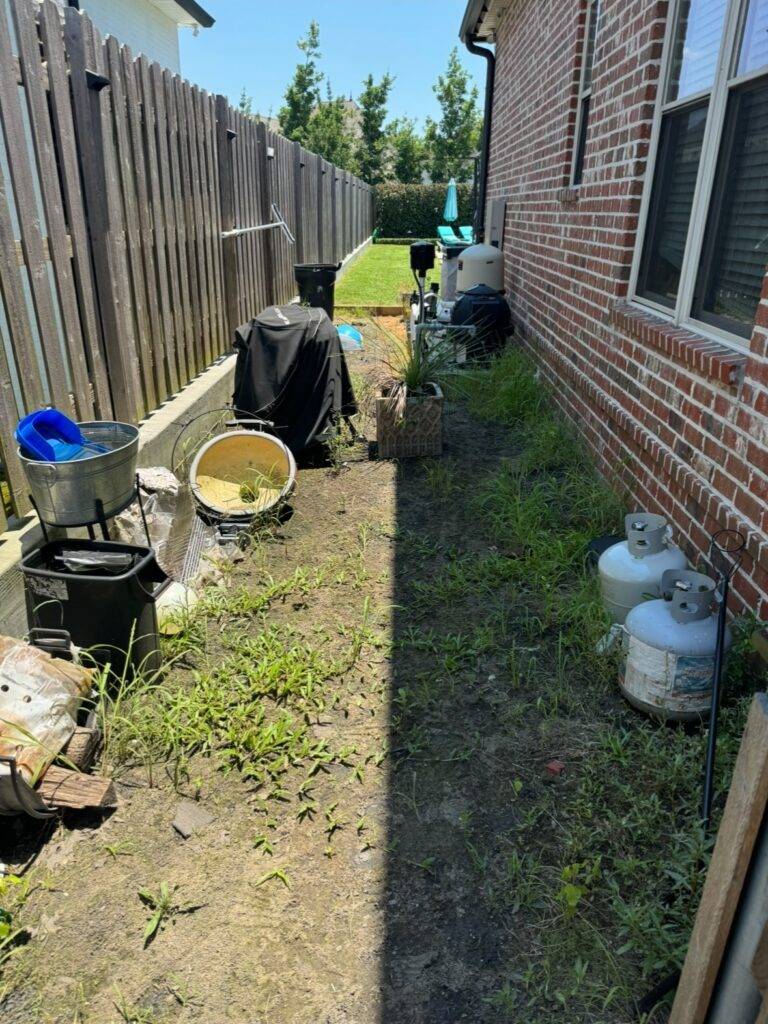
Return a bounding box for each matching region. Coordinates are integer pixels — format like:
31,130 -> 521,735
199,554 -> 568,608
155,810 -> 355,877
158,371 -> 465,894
294,262 -> 342,273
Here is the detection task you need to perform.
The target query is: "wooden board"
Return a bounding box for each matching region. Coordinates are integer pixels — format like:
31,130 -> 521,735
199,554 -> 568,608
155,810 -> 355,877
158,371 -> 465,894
37,765 -> 116,810
670,692 -> 768,1023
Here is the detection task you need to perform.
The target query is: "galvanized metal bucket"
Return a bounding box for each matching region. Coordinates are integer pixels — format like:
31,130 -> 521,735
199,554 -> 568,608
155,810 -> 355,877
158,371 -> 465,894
18,421 -> 139,527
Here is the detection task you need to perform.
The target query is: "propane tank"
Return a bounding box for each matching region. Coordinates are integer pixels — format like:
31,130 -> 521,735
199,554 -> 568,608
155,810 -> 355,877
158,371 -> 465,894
620,569 -> 731,722
598,513 -> 688,624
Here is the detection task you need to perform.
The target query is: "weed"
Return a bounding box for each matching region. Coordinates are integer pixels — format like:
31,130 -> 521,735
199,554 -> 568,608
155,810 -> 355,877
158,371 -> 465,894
254,868 -> 291,889
138,883 -> 202,947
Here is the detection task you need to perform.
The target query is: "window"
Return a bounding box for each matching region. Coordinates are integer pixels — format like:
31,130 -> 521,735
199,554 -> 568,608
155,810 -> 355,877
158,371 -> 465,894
572,0 -> 600,184
632,0 -> 768,345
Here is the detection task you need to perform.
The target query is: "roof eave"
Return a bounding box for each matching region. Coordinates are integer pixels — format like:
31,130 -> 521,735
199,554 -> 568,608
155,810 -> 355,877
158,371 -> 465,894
166,0 -> 214,29
459,0 -> 493,43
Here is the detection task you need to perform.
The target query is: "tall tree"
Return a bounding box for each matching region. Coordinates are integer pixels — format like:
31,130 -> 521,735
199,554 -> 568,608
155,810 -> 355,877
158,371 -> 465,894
278,21 -> 323,143
424,48 -> 482,182
303,84 -> 356,170
385,117 -> 426,184
238,87 -> 253,118
356,72 -> 394,184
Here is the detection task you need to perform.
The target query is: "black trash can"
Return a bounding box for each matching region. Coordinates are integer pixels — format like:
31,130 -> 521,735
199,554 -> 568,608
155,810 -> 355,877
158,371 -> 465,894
294,262 -> 341,319
21,540 -> 168,678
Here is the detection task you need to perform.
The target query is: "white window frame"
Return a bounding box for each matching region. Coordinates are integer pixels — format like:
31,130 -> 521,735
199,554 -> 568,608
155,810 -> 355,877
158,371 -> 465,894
629,0 -> 768,353
571,0 -> 600,185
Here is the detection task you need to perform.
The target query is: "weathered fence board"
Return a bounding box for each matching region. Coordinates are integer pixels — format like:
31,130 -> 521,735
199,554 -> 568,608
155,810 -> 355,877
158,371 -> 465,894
0,0 -> 374,522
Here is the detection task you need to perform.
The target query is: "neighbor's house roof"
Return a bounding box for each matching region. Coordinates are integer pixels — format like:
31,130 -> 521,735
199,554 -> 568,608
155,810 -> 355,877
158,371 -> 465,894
459,0 -> 509,43
66,0 -> 214,29
150,0 -> 214,29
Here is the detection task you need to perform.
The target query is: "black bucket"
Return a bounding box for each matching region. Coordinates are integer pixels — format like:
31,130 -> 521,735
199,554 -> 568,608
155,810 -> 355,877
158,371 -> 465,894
294,262 -> 341,319
21,540 -> 168,678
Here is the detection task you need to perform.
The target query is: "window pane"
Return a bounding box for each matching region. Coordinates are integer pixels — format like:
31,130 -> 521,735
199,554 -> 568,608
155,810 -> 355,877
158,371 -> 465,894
637,102 -> 708,307
583,0 -> 600,91
693,77 -> 768,337
737,0 -> 768,76
668,0 -> 728,101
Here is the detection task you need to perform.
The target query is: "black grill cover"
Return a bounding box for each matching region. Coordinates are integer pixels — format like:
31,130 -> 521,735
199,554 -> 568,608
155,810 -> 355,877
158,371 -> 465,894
233,305 -> 357,454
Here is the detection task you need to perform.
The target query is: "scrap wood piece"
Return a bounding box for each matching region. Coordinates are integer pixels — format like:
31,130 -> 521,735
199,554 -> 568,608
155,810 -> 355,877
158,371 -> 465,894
61,726 -> 101,772
36,765 -> 116,811
670,693 -> 768,1024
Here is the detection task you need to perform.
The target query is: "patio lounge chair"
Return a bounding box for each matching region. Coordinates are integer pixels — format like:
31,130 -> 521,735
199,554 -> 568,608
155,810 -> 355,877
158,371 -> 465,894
459,226 -> 474,243
438,225 -> 463,246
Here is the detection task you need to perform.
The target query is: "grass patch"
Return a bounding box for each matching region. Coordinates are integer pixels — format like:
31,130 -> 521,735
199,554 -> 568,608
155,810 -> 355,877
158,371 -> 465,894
405,347 -> 762,1017
335,245 -> 435,306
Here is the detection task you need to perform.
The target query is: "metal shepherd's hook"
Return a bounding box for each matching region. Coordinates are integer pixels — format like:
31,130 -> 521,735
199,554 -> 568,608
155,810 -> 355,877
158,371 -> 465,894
700,527 -> 746,832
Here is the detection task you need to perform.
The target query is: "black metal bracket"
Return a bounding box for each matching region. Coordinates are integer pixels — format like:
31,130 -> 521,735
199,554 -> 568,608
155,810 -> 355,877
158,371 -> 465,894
226,128 -> 237,141
85,70 -> 110,91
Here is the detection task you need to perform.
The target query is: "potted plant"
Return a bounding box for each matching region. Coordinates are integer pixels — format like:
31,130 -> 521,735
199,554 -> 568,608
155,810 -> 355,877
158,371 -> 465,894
374,328 -> 453,459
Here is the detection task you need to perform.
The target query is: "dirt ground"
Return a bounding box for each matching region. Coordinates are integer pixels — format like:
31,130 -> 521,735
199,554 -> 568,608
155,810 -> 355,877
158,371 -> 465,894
0,319 -> 739,1024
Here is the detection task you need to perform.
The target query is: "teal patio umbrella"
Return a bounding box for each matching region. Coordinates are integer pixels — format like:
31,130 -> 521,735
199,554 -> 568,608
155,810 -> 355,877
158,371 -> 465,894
443,178 -> 458,223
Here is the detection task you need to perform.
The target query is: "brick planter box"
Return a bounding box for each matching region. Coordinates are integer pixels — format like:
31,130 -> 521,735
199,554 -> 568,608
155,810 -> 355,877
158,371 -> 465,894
375,384 -> 443,459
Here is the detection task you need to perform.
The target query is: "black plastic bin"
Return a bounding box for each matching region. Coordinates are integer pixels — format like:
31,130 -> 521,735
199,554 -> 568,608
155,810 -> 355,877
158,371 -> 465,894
294,262 -> 342,319
21,540 -> 168,678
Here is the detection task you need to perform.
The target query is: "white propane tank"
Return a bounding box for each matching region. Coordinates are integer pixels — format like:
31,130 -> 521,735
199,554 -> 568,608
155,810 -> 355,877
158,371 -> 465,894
598,513 -> 688,624
620,569 -> 731,722
456,243 -> 504,294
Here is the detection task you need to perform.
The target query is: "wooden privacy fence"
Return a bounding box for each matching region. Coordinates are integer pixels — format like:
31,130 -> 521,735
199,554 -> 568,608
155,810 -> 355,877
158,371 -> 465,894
0,0 -> 374,526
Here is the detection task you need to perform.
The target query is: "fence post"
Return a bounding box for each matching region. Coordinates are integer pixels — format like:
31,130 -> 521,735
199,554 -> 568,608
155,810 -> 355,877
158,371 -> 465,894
292,141 -> 304,264
317,158 -> 325,262
63,7 -> 141,423
215,94 -> 239,340
255,121 -> 276,306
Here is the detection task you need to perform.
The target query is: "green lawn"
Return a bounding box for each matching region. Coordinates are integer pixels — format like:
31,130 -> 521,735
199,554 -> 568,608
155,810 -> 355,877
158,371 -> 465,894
336,244 -> 435,307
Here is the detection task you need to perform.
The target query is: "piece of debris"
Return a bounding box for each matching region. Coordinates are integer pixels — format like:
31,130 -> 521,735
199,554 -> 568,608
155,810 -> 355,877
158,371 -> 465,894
37,765 -> 117,811
172,799 -> 214,839
544,759 -> 566,778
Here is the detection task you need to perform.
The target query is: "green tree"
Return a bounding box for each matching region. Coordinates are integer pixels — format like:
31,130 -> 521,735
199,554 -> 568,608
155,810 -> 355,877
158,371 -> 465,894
424,48 -> 482,182
238,87 -> 253,117
278,21 -> 323,143
356,72 -> 394,184
385,117 -> 425,184
303,84 -> 356,169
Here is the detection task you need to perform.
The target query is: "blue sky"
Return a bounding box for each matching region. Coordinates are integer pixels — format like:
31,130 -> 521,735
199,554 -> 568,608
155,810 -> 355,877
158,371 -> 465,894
179,0 -> 484,128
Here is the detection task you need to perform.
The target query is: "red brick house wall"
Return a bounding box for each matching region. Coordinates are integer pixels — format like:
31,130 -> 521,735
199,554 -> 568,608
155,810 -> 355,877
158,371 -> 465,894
485,0 -> 768,617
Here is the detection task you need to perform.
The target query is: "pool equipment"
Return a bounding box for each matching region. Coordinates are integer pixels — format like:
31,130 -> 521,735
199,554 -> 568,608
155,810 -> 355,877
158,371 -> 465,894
456,242 -> 505,294
598,513 -> 688,624
620,569 -> 730,722
410,240 -> 436,330
451,284 -> 512,357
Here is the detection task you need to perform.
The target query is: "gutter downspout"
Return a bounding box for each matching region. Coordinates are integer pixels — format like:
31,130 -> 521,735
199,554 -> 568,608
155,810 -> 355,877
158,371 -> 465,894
464,33 -> 495,243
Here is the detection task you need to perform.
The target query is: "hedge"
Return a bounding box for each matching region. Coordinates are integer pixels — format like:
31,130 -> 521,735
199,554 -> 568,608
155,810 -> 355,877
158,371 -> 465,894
374,183 -> 475,238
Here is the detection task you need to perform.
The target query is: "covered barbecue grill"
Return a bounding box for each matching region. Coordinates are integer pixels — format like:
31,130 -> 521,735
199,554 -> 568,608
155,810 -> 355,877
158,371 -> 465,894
232,305 -> 357,454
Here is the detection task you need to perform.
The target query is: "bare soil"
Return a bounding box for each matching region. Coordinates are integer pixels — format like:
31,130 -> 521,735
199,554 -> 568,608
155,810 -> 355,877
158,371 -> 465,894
0,320 -> 685,1024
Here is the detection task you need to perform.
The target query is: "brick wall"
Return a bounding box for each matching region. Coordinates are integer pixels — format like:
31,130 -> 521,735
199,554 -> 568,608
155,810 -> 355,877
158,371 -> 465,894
486,0 -> 768,617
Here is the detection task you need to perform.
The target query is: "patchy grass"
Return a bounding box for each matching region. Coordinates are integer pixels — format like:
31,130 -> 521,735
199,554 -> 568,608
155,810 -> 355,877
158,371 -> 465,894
336,244 -> 435,306
1,342 -> 762,1024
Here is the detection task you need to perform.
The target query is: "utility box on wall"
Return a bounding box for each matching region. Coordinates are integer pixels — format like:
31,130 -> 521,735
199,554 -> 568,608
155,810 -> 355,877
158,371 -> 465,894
486,198 -> 507,249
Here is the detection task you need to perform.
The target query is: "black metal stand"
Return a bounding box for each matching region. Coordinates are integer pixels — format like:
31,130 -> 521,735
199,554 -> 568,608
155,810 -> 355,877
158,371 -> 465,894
30,473 -> 151,546
636,527 -> 746,1018
701,528 -> 746,830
